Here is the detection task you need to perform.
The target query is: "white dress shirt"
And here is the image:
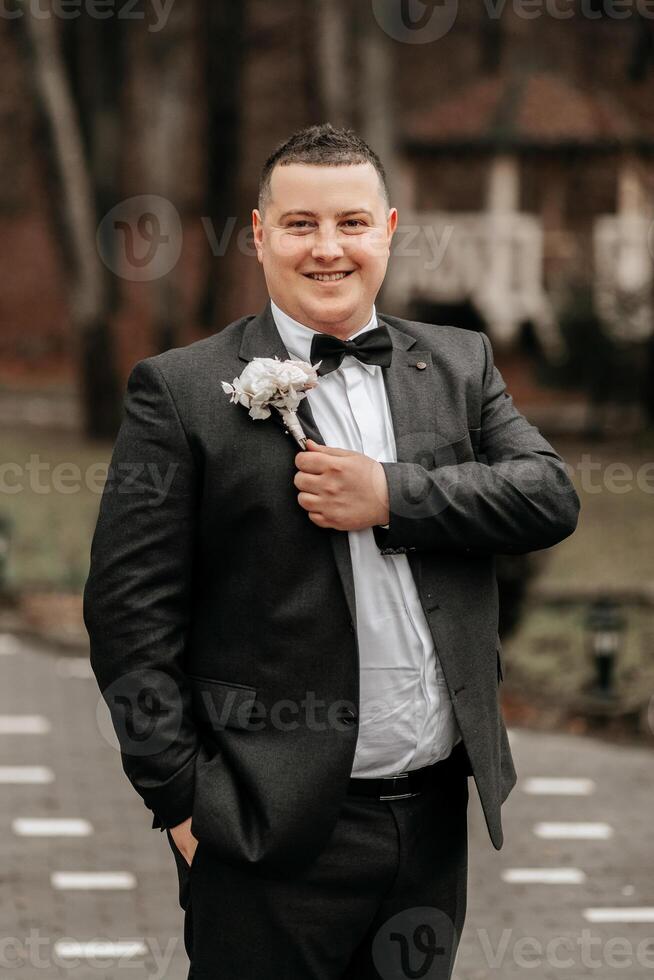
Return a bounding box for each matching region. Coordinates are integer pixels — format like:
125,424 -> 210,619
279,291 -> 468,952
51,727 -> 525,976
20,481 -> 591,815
271,300 -> 461,777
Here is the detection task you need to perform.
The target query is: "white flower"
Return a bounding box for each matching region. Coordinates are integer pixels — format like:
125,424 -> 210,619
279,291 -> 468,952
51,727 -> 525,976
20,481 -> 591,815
221,356 -> 321,448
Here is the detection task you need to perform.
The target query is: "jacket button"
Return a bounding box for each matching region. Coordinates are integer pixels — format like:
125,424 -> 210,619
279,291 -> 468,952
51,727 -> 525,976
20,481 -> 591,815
416,361 -> 427,370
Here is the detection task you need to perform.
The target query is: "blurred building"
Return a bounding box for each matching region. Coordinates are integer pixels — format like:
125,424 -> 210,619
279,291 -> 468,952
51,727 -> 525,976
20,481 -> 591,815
1,1 -> 654,428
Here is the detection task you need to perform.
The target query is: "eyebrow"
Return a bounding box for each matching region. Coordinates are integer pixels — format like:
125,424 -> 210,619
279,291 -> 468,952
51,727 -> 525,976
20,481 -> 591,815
278,209 -> 374,221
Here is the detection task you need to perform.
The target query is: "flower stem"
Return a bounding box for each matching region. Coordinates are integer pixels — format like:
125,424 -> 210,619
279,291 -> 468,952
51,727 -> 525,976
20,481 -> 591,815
278,409 -> 307,449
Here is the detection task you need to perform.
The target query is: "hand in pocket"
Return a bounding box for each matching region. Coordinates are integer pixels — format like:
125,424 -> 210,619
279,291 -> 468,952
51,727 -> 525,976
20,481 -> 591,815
170,816 -> 199,867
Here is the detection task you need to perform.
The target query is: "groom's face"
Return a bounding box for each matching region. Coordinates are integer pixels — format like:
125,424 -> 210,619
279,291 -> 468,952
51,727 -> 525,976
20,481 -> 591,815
253,162 -> 397,337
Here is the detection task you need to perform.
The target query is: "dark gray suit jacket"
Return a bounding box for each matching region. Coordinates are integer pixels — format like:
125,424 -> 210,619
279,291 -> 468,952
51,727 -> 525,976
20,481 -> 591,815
84,302 -> 579,872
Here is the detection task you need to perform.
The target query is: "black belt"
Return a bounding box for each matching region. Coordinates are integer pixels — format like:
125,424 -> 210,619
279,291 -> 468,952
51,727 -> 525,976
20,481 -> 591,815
347,741 -> 465,801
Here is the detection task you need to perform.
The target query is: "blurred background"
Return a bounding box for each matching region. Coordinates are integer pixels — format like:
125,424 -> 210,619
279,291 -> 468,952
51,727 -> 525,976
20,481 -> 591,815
0,1 -> 653,978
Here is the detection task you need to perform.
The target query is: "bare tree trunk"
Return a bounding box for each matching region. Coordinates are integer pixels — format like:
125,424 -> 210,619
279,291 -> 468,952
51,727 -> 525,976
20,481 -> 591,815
21,7 -> 121,438
198,0 -> 245,333
358,1 -> 396,192
132,2 -> 198,353
356,0 -> 402,309
315,0 -> 350,126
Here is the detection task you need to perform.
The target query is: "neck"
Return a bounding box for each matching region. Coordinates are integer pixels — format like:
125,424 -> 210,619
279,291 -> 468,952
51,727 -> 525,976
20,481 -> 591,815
271,300 -> 375,340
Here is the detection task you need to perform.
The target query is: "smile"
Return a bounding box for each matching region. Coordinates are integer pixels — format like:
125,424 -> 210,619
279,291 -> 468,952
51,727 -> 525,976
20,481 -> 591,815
304,271 -> 354,282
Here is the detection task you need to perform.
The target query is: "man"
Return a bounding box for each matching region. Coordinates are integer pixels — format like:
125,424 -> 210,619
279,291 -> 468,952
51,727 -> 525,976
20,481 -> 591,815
84,124 -> 579,979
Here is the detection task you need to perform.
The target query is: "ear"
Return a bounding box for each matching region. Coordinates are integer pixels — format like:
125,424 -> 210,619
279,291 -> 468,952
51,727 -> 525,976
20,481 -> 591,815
252,209 -> 264,263
387,207 -> 398,241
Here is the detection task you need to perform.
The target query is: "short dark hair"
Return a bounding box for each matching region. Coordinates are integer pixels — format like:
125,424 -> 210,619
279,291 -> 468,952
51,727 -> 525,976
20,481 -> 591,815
258,123 -> 390,212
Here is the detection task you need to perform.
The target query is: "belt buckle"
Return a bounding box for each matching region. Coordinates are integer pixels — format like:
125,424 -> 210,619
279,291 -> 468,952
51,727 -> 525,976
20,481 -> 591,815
379,772 -> 417,801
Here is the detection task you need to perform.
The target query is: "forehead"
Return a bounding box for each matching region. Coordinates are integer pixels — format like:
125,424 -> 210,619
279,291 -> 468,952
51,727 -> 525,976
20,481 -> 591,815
267,162 -> 385,214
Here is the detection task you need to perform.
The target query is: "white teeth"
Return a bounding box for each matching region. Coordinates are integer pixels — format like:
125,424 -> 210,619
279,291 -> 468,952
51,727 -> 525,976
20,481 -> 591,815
307,272 -> 350,282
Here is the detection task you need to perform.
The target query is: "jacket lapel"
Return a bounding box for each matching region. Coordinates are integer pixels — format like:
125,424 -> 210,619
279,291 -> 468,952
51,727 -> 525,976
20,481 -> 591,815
376,314 -> 439,468
238,301 -> 324,445
237,303 -> 436,626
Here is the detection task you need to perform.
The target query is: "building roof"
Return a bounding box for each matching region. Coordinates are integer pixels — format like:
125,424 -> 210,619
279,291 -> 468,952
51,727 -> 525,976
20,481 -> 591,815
404,71 -> 654,151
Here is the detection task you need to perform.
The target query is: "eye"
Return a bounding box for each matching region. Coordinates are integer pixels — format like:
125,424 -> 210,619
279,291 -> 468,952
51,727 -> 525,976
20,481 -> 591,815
342,219 -> 366,228
288,220 -> 314,229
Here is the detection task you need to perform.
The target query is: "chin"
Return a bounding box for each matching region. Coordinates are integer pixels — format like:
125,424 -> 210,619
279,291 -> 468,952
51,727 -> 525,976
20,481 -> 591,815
306,300 -> 358,326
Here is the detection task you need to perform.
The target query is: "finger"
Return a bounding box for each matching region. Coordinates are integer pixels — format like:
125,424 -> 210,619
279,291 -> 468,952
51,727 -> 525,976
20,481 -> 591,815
297,491 -> 322,511
295,451 -> 329,473
293,471 -> 321,492
307,511 -> 330,527
306,439 -> 351,456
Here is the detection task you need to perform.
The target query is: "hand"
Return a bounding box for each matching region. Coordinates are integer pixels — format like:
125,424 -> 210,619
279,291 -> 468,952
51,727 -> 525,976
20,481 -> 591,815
169,816 -> 199,868
294,439 -> 390,531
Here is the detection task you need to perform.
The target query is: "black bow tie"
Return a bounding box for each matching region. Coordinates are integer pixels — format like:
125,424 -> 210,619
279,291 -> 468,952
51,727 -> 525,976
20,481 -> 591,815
310,324 -> 393,376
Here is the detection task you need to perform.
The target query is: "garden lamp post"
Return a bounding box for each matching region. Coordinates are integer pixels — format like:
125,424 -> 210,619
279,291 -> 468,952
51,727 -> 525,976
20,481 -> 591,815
585,597 -> 625,699
0,515 -> 12,594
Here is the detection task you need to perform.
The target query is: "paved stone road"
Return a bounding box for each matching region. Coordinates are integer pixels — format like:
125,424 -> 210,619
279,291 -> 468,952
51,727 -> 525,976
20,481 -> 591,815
0,632 -> 652,979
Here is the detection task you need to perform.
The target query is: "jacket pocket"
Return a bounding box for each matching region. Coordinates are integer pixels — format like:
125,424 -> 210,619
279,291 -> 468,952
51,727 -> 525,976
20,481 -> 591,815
432,430 -> 478,468
188,675 -> 259,733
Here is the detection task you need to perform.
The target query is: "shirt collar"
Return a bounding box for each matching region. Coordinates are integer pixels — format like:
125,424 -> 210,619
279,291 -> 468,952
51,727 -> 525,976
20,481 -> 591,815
270,299 -> 379,375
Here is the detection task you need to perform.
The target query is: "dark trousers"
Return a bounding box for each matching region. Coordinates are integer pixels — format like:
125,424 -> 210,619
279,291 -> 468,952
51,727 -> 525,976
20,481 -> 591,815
167,747 -> 469,979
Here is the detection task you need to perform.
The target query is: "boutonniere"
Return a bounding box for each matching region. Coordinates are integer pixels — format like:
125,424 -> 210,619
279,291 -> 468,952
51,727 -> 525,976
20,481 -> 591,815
221,356 -> 321,449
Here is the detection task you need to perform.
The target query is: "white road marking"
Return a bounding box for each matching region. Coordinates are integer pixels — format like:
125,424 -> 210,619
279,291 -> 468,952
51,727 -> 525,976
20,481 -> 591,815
522,777 -> 595,796
534,822 -> 613,839
0,766 -> 54,784
54,940 -> 148,958
0,715 -> 51,734
583,908 -> 654,923
51,871 -> 136,890
502,868 -> 586,884
13,818 -> 92,837
0,634 -> 21,656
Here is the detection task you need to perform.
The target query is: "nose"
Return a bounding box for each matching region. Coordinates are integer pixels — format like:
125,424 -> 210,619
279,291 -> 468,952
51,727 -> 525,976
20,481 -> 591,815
311,227 -> 344,262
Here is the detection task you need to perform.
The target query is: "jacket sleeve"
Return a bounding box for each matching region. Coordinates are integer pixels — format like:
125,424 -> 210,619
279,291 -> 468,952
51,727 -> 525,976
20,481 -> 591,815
373,331 -> 580,556
83,357 -> 201,829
